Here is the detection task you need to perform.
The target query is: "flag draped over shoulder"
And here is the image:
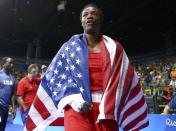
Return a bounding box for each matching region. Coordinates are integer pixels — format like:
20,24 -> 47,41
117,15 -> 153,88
25,34 -> 148,131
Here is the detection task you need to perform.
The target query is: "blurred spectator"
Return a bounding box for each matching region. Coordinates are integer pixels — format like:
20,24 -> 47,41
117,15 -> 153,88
162,96 -> 176,114
170,65 -> 176,79
170,65 -> 176,95
16,64 -> 41,123
0,57 -> 16,131
40,65 -> 47,77
12,68 -> 24,82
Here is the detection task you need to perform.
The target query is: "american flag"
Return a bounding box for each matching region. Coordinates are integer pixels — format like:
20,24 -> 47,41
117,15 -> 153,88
25,34 -> 148,131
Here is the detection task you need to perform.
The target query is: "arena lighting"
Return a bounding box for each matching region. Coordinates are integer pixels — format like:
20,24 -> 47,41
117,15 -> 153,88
57,0 -> 67,11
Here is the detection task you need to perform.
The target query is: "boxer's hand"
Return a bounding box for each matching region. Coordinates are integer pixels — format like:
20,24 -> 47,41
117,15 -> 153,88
80,102 -> 93,114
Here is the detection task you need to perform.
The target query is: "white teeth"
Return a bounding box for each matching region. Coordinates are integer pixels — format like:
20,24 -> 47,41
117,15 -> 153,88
87,21 -> 94,23
87,22 -> 93,24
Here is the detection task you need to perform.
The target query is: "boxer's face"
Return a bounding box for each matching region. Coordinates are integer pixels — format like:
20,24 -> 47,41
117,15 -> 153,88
81,6 -> 101,34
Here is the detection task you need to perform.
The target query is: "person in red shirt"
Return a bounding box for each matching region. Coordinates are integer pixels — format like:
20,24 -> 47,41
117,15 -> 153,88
17,64 -> 41,123
64,4 -> 118,131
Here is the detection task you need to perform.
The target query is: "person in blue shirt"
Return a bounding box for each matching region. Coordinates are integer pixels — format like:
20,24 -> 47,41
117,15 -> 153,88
0,57 -> 16,131
163,96 -> 176,114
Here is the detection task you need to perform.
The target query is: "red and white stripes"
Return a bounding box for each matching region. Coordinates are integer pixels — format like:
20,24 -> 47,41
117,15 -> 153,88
25,85 -> 62,131
99,36 -> 148,130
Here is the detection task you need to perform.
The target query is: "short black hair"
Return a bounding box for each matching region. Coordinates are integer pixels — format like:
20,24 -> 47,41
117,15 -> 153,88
80,3 -> 104,23
1,57 -> 10,67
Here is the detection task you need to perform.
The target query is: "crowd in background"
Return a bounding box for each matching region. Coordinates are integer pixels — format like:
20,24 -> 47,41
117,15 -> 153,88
135,56 -> 176,88
11,55 -> 176,113
8,56 -> 176,97
134,56 -> 176,111
4,56 -> 176,111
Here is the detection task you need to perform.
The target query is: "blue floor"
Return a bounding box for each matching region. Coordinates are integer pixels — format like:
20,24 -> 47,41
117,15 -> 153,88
5,108 -> 64,131
7,109 -> 175,131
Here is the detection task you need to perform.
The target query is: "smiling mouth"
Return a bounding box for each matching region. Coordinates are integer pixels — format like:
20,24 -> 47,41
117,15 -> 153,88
86,23 -> 94,26
86,20 -> 95,25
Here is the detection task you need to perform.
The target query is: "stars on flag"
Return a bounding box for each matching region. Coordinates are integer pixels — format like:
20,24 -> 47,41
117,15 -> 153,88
77,73 -> 82,78
61,53 -> 65,58
76,59 -> 81,65
70,65 -> 75,70
56,82 -> 62,88
57,60 -> 62,66
46,38 -> 87,101
65,46 -> 70,51
54,69 -> 59,75
50,78 -> 55,84
61,74 -> 66,79
53,91 -> 58,96
46,74 -> 50,80
71,41 -> 76,46
65,66 -> 69,71
76,46 -> 81,52
49,66 -> 53,71
68,79 -> 72,83
66,59 -> 70,63
70,52 -> 75,58
80,86 -> 84,93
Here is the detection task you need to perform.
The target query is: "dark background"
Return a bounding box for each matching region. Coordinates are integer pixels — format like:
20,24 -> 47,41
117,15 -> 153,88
0,0 -> 175,60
